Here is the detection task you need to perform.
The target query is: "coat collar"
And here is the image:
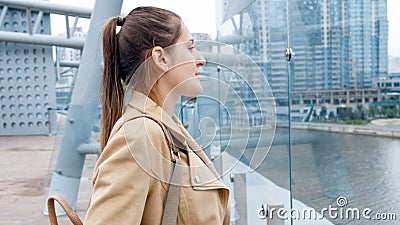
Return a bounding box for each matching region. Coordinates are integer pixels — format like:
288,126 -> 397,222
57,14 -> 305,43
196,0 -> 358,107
126,90 -> 188,148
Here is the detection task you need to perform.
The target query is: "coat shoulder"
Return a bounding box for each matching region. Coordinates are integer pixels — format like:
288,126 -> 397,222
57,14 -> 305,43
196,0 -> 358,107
100,116 -> 169,164
122,116 -> 169,144
121,116 -> 172,161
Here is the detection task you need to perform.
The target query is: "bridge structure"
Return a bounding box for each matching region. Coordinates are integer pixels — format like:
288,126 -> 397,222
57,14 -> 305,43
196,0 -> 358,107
0,0 -> 123,215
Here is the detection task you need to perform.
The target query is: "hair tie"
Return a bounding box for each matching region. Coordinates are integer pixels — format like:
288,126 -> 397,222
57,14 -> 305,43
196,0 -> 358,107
116,17 -> 125,26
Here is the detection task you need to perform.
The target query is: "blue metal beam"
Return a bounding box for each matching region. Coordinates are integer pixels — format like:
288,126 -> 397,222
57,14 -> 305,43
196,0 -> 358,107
0,0 -> 92,18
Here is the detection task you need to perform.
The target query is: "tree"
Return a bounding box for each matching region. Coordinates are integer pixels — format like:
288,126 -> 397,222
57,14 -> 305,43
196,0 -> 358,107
381,106 -> 389,117
386,108 -> 398,118
328,111 -> 335,120
355,104 -> 367,120
377,105 -> 400,118
320,106 -> 327,120
368,105 -> 379,118
337,106 -> 353,121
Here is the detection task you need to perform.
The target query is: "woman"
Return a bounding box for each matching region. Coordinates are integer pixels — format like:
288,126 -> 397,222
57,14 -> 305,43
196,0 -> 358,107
84,6 -> 230,225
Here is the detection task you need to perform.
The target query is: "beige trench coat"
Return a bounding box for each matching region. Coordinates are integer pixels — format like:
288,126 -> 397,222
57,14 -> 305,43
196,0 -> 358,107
84,91 -> 230,225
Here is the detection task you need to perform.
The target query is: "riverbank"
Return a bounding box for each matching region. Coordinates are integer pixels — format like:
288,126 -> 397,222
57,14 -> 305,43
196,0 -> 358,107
291,119 -> 400,138
370,118 -> 400,126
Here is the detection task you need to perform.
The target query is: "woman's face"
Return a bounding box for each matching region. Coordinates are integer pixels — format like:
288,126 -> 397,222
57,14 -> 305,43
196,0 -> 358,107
157,24 -> 206,97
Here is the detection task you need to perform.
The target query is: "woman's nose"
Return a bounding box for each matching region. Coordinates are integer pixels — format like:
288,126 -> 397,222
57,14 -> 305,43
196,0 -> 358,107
195,50 -> 206,67
196,59 -> 206,67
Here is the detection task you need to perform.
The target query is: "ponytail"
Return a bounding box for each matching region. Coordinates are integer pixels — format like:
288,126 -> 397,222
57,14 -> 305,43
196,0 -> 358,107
99,7 -> 183,151
100,17 -> 124,151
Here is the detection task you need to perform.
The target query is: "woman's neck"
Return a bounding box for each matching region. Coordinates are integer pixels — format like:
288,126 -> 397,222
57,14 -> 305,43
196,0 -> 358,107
151,87 -> 179,117
161,92 -> 179,117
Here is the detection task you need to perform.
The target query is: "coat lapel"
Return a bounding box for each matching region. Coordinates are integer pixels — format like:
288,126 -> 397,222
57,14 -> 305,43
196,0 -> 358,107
125,91 -> 227,190
172,115 -> 227,190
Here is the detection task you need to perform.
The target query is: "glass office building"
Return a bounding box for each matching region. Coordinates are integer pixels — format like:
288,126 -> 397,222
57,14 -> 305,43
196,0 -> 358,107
238,0 -> 388,98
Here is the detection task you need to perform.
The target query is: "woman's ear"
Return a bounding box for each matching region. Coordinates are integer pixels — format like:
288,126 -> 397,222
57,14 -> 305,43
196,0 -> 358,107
151,46 -> 169,72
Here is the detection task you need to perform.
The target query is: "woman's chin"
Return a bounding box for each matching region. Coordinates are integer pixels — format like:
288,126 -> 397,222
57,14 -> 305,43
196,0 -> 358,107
177,78 -> 202,96
183,84 -> 202,97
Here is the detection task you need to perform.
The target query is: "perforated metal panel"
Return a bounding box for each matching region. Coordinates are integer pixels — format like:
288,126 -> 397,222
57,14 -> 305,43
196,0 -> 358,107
0,7 -> 56,135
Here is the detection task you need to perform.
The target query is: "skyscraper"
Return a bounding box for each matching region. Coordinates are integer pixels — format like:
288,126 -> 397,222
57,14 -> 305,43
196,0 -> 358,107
218,0 -> 388,101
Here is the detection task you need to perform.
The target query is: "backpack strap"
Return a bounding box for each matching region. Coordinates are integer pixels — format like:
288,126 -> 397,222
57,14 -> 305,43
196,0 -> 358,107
126,115 -> 182,225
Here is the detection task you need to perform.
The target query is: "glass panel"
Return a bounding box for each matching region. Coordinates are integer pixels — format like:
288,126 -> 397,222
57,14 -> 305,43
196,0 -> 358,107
176,1 -> 294,224
289,0 -> 400,224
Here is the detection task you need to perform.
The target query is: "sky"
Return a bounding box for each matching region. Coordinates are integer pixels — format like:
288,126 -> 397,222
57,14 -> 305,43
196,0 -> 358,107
50,0 -> 400,57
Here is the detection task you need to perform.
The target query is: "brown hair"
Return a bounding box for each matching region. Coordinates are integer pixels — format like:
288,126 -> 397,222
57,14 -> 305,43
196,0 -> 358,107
100,6 -> 182,151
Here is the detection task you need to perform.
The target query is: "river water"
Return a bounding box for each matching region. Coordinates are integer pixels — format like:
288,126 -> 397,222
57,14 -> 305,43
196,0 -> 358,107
251,129 -> 400,225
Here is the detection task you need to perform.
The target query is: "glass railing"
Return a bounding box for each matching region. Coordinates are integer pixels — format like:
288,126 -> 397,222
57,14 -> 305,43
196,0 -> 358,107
177,0 -> 399,224
288,0 -> 400,224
